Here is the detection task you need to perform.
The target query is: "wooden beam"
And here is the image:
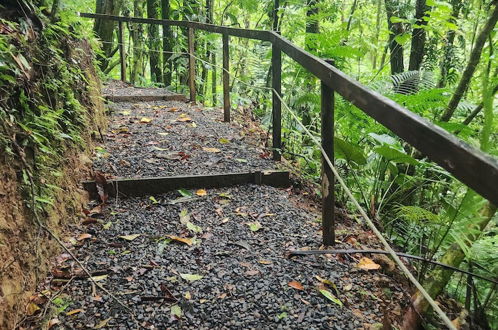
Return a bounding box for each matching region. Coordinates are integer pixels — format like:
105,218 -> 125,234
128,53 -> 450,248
222,33 -> 230,122
82,171 -> 290,199
321,72 -> 335,246
79,13 -> 272,41
269,32 -> 498,205
79,13 -> 498,205
188,27 -> 196,102
272,43 -> 282,161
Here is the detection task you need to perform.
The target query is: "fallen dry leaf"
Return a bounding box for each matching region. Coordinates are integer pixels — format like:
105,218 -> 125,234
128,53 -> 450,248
140,117 -> 153,123
47,318 -> 60,329
77,233 -> 92,241
258,260 -> 272,265
196,189 -> 207,196
245,270 -> 259,276
26,303 -> 40,316
118,234 -> 141,241
202,147 -> 221,153
66,309 -> 84,316
177,114 -> 192,122
357,257 -> 381,270
166,235 -> 193,246
288,281 -> 304,291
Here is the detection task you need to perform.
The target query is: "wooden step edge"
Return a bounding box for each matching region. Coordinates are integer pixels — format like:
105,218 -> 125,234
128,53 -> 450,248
82,170 -> 290,199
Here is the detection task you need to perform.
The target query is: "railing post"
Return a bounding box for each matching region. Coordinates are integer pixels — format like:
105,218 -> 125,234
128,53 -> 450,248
321,61 -> 335,246
222,33 -> 230,122
188,27 -> 196,102
272,43 -> 282,161
118,21 -> 126,82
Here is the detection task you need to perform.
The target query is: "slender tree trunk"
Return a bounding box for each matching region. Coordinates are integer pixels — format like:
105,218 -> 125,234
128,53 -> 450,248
130,0 -> 145,84
437,0 -> 463,87
408,0 -> 429,71
441,2 -> 498,122
273,0 -> 280,32
147,0 -> 162,83
94,0 -> 123,71
372,0 -> 382,69
403,41 -> 498,328
206,0 -> 217,105
162,0 -> 173,86
385,0 -> 404,75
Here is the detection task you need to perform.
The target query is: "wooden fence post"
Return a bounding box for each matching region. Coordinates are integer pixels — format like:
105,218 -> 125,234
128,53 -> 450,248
321,60 -> 335,246
118,21 -> 126,82
272,43 -> 282,161
222,33 -> 230,122
188,27 -> 196,102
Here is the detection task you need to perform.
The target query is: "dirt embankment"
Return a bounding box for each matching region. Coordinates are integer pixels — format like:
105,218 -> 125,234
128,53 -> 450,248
0,9 -> 106,327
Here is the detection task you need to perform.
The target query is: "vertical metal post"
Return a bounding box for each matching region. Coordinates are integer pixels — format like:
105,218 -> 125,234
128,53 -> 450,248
272,43 -> 282,161
222,33 -> 230,122
118,21 -> 126,82
321,61 -> 335,246
188,27 -> 196,102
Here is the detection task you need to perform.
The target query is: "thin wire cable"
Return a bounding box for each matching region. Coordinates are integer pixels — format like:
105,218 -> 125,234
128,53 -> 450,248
272,91 -> 456,330
95,40 -> 456,328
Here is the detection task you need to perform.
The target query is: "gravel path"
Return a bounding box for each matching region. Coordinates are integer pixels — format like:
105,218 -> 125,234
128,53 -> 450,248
27,89 -> 410,329
92,99 -> 275,178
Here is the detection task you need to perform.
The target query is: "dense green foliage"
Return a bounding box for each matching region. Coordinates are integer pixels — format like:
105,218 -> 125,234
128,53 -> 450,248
0,3 -> 100,210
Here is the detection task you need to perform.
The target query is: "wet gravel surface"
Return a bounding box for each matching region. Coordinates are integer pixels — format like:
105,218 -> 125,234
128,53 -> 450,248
27,90 -> 409,329
40,185 -> 405,329
93,100 -> 275,178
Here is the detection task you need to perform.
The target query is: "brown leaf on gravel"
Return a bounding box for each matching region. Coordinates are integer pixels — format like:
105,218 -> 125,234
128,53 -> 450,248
66,309 -> 84,316
166,235 -> 193,246
47,318 -> 60,329
245,270 -> 259,276
82,218 -> 98,225
77,233 -> 92,241
357,257 -> 381,270
202,147 -> 221,153
288,281 -> 304,291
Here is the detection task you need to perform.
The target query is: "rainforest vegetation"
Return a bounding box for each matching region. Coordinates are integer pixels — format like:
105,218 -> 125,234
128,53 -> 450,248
1,0 -> 497,328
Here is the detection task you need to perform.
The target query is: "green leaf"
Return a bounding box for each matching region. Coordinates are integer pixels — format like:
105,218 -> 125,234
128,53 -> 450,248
178,189 -> 193,197
149,196 -> 159,204
319,289 -> 343,307
186,221 -> 202,233
368,133 -> 397,146
374,145 -> 418,165
170,305 -> 183,317
394,33 -> 411,45
334,137 -> 367,165
180,273 -> 203,282
247,222 -> 262,232
179,209 -> 190,225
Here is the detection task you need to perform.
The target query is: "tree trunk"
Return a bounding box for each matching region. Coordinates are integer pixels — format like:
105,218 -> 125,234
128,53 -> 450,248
205,0 -> 216,105
273,0 -> 280,32
440,2 -> 498,122
147,0 -> 162,83
94,0 -> 123,71
305,0 -> 319,52
130,0 -> 145,84
408,0 -> 428,71
437,0 -> 463,88
403,46 -> 498,328
162,0 -> 173,86
385,0 -> 404,75
372,0 -> 382,69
